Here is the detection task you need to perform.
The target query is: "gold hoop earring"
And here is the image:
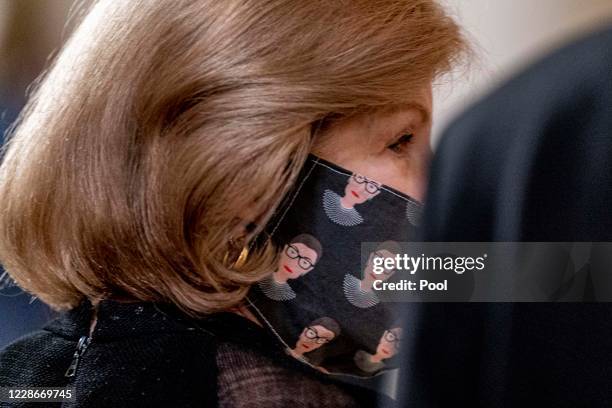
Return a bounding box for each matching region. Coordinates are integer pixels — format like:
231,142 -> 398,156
223,237 -> 250,269
233,246 -> 249,269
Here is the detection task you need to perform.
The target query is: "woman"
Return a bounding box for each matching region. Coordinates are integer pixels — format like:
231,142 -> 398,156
257,233 -> 322,301
0,0 -> 464,406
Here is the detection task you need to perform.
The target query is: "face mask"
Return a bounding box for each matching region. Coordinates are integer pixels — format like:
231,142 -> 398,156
246,154 -> 422,378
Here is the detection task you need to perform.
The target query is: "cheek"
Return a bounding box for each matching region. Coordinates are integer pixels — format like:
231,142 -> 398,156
366,190 -> 380,201
334,152 -> 430,202
377,153 -> 429,201
355,194 -> 369,204
346,178 -> 361,193
349,183 -> 367,197
384,270 -> 396,280
279,254 -> 289,265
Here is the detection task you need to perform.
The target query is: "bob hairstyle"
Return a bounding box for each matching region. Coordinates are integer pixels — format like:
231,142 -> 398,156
309,317 -> 341,338
0,0 -> 465,315
288,234 -> 323,261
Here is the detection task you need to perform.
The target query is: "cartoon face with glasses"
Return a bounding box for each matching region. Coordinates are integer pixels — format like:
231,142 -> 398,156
342,173 -> 382,208
343,241 -> 400,308
376,328 -> 402,359
323,173 -> 382,227
290,317 -> 341,358
361,241 -> 401,291
354,327 -> 402,373
274,234 -> 322,284
258,233 -> 322,301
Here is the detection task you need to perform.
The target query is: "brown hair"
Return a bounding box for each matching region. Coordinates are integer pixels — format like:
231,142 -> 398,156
289,234 -> 323,260
310,317 -> 341,338
0,0 -> 466,315
376,241 -> 402,255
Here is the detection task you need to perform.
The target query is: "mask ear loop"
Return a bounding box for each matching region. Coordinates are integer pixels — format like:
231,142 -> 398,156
226,117 -> 333,270
243,116 -> 391,378
222,237 -> 251,269
240,119 -> 328,366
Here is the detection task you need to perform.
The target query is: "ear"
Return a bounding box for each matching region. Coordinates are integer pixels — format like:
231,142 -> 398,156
369,189 -> 381,199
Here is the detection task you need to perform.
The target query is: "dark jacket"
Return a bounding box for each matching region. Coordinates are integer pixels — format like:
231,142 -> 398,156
0,299 -> 388,407
398,26 -> 612,407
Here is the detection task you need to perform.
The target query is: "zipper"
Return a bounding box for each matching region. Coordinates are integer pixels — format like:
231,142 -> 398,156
64,335 -> 91,378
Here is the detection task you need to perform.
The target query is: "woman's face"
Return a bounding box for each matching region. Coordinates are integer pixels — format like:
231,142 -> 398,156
375,327 -> 402,360
343,174 -> 381,207
275,242 -> 318,281
363,249 -> 397,287
296,324 -> 335,353
312,85 -> 433,202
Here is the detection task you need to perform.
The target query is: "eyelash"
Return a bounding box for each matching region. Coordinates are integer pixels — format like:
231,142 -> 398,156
387,133 -> 414,153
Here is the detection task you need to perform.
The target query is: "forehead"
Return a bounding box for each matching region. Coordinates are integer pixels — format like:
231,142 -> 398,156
310,324 -> 335,338
351,173 -> 381,184
376,102 -> 431,125
291,242 -> 317,257
357,100 -> 431,136
319,99 -> 432,145
388,327 -> 402,336
376,249 -> 396,258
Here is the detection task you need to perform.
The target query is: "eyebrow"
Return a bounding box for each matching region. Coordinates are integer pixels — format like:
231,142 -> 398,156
386,102 -> 431,125
367,102 -> 431,145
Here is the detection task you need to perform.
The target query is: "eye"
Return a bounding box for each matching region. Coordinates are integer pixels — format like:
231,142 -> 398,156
387,133 -> 414,153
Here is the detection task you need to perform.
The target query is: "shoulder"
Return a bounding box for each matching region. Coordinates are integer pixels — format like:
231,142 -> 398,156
427,26 -> 612,242
0,329 -> 74,387
0,325 -> 220,406
0,302 -> 266,407
75,330 -> 218,407
66,308 -> 270,406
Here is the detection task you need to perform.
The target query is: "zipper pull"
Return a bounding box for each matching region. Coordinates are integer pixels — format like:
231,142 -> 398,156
64,335 -> 91,378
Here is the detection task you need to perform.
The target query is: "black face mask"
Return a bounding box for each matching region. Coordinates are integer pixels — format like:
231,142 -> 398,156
247,154 -> 422,378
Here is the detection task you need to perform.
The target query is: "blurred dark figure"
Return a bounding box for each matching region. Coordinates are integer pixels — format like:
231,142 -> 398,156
399,26 -> 612,407
0,0 -> 72,347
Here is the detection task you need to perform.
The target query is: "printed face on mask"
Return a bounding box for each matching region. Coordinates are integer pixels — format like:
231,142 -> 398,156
362,247 -> 399,290
342,241 -> 401,309
341,174 -> 382,209
292,317 -> 340,357
375,328 -> 402,360
353,326 -> 403,374
273,234 -> 322,283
